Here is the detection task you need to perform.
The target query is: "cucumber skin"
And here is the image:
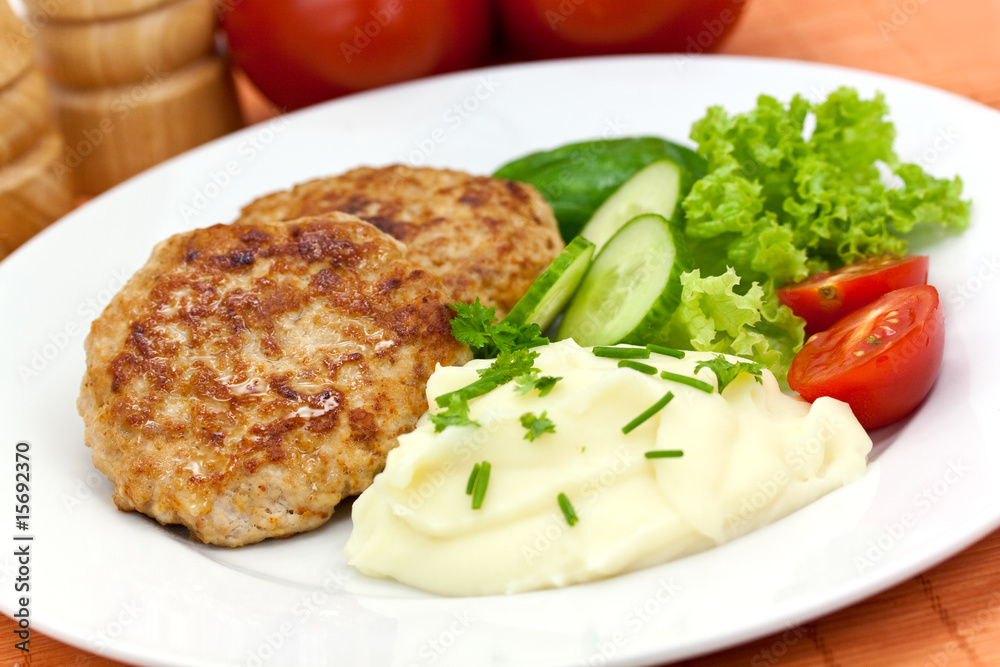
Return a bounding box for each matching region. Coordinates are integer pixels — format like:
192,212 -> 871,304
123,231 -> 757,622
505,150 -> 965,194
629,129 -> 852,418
580,158 -> 682,254
504,235 -> 596,330
557,213 -> 691,347
620,215 -> 691,345
494,137 -> 707,242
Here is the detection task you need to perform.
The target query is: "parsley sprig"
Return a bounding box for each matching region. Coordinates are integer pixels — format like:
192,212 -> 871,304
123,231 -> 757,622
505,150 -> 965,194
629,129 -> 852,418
431,300 -> 550,432
449,299 -> 548,360
514,370 -> 561,397
520,411 -> 556,441
694,355 -> 764,393
430,393 -> 479,433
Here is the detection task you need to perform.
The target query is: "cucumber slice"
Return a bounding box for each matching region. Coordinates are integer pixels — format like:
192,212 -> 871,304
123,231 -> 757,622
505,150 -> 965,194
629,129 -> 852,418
580,159 -> 683,254
493,137 -> 707,242
557,213 -> 688,347
504,235 -> 596,330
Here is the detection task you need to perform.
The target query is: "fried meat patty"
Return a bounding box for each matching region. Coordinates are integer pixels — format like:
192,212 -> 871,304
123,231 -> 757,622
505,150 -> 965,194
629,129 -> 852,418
236,165 -> 564,317
78,214 -> 471,546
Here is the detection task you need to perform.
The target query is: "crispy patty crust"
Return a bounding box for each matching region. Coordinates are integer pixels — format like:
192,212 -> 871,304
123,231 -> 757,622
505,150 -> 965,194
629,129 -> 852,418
78,214 -> 471,546
236,165 -> 564,317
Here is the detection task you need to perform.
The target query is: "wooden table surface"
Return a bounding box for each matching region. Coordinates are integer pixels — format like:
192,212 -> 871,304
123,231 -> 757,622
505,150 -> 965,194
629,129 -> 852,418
4,0 -> 1000,664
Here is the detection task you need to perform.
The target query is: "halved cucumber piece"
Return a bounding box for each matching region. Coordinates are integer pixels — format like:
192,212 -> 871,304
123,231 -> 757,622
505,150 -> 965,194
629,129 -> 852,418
493,137 -> 707,242
580,159 -> 683,254
504,235 -> 596,330
557,213 -> 688,347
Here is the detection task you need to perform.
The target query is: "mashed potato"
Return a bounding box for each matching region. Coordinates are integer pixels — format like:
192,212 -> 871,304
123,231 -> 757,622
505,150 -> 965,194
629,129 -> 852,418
345,340 -> 871,596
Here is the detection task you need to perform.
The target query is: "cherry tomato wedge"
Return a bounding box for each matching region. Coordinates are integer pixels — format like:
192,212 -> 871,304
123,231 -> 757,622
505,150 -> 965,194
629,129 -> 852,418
777,255 -> 929,335
787,285 -> 944,430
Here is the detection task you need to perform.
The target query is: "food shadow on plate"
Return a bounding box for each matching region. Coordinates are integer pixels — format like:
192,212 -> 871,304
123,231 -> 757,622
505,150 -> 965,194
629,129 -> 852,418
864,389 -> 937,464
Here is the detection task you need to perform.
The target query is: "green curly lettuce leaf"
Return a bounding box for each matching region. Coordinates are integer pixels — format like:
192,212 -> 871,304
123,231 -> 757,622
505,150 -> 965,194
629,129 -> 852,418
682,87 -> 971,288
659,268 -> 805,383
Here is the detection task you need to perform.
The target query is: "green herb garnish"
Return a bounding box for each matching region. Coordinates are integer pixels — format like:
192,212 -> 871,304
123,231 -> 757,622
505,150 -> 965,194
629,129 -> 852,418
514,371 -> 562,397
694,355 -> 764,393
594,346 -> 651,359
646,344 -> 685,359
434,300 -> 550,431
470,461 -> 491,510
659,370 -> 714,393
645,450 -> 684,459
450,299 -> 548,359
617,360 -> 658,375
429,393 -> 480,433
557,493 -> 578,526
476,347 -> 539,387
622,391 -> 675,434
520,411 -> 556,441
465,463 -> 481,495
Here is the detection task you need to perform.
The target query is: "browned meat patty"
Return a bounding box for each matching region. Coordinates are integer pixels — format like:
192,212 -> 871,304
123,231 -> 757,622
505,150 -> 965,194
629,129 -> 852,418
78,214 -> 471,546
236,165 -> 564,318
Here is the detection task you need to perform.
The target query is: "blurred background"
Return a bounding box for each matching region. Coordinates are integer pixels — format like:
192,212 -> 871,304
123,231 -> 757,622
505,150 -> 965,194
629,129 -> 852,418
2,0 -> 998,261
0,0 -> 759,259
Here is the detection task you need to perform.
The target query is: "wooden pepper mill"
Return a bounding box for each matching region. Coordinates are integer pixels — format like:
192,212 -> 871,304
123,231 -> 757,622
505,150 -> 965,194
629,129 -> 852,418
0,0 -> 75,260
26,0 -> 244,195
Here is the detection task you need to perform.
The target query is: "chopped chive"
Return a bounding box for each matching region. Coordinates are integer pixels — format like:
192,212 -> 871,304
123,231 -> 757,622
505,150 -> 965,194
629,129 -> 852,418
465,463 -> 480,495
645,450 -> 684,459
593,346 -> 651,359
622,391 -> 675,434
434,377 -> 499,408
618,360 -> 657,375
646,344 -> 685,359
471,461 -> 491,509
660,370 -> 714,393
557,492 -> 578,526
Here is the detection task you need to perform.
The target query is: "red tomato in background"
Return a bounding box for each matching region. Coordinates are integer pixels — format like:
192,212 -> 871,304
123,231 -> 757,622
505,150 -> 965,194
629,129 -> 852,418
777,255 -> 930,335
495,0 -> 749,59
787,285 -> 945,430
222,0 -> 493,110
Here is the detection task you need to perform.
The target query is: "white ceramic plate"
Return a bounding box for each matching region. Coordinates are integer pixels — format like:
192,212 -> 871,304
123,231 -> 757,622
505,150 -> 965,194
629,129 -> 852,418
1,55 -> 998,667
